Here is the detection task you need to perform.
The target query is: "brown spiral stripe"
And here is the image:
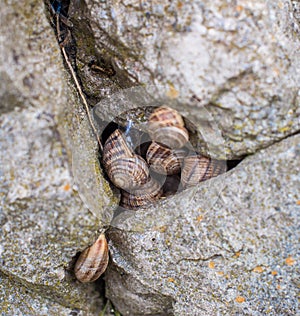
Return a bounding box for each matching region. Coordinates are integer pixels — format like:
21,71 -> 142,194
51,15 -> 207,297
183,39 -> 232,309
102,129 -> 134,170
120,178 -> 163,209
146,142 -> 187,175
148,106 -> 189,149
74,233 -> 109,283
181,155 -> 227,188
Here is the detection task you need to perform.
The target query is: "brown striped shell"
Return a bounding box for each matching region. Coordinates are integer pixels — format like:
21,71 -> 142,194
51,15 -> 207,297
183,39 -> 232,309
102,129 -> 149,190
108,156 -> 149,191
146,142 -> 187,175
74,233 -> 109,283
102,129 -> 134,170
120,177 -> 163,209
148,106 -> 189,149
181,154 -> 227,188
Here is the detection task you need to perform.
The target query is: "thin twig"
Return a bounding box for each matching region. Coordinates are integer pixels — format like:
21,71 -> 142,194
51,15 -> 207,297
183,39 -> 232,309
55,14 -> 103,152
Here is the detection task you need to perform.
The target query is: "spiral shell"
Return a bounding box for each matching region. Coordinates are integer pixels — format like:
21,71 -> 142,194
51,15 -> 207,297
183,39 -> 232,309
102,129 -> 149,190
102,129 -> 134,170
108,156 -> 149,190
120,177 -> 163,209
148,106 -> 189,149
146,142 -> 187,175
181,154 -> 227,188
74,233 -> 109,283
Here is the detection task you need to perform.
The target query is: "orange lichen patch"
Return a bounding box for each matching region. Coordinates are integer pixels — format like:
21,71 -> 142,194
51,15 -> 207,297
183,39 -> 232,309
271,270 -> 278,276
63,183 -> 71,191
235,5 -> 243,12
233,251 -> 241,258
285,256 -> 296,266
195,215 -> 203,223
216,271 -> 224,276
166,84 -> 179,99
208,261 -> 215,269
253,266 -> 264,273
278,1 -> 284,9
177,1 -> 183,9
296,200 -> 300,205
272,67 -> 280,76
168,277 -> 175,283
235,296 -> 246,303
155,225 -> 167,233
276,285 -> 281,290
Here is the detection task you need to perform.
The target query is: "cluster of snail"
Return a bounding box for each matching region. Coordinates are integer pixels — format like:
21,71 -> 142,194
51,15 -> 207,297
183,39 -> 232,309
74,106 -> 227,283
102,105 -> 227,210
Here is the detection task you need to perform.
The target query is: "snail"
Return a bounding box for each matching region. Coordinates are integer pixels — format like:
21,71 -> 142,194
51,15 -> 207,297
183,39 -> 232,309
181,154 -> 227,188
148,106 -> 189,149
120,177 -> 163,209
146,142 -> 187,175
102,129 -> 149,191
74,233 -> 109,283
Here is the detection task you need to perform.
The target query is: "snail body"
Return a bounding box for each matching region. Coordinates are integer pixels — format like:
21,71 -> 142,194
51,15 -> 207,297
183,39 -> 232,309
181,154 -> 227,188
74,233 -> 109,283
148,106 -> 189,149
146,142 -> 187,175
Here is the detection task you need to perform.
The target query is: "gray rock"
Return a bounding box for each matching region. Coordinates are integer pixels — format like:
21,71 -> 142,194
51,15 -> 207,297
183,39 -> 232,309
0,0 -> 117,313
1,0 -> 299,315
76,0 -> 300,159
106,134 -> 300,315
0,271 -> 94,316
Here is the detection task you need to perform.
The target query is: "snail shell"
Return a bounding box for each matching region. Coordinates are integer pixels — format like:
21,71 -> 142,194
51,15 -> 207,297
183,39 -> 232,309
108,156 -> 149,191
148,106 -> 189,149
102,129 -> 149,190
74,233 -> 109,283
181,154 -> 227,188
146,142 -> 187,175
102,129 -> 134,170
120,177 -> 163,209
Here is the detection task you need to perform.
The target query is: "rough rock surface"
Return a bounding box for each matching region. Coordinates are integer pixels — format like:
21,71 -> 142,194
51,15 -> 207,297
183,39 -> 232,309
0,0 -> 117,313
1,0 -> 300,315
76,0 -> 300,159
106,134 -> 300,315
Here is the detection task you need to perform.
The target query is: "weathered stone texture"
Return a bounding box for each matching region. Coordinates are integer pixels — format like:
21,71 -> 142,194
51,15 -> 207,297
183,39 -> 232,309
106,134 -> 300,315
80,0 -> 300,158
0,0 -> 117,313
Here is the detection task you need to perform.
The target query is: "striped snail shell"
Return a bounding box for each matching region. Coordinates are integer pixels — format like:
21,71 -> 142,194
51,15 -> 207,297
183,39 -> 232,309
148,106 -> 189,149
102,129 -> 134,170
74,233 -> 109,283
146,142 -> 187,175
181,154 -> 227,188
108,156 -> 149,191
102,129 -> 149,190
120,177 -> 163,209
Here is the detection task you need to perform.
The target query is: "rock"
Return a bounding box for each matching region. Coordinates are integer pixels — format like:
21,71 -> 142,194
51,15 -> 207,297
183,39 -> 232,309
106,134 -> 300,315
0,0 -> 118,313
0,272 -> 95,316
72,0 -> 300,159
